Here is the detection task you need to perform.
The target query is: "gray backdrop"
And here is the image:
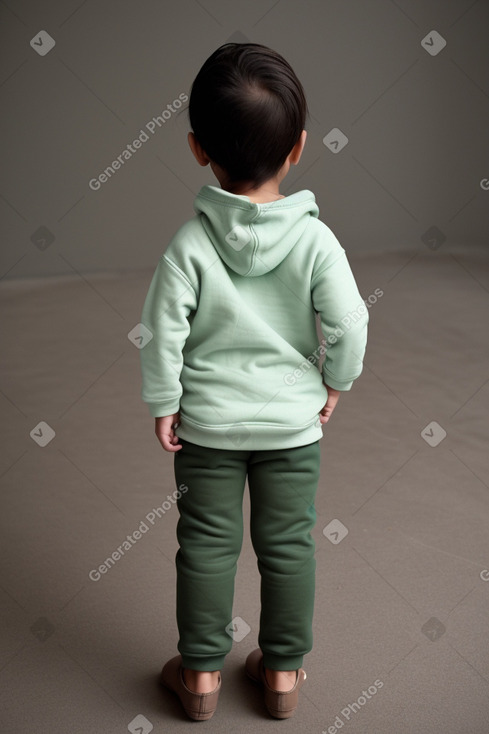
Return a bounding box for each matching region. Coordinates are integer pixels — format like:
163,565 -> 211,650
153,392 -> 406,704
1,4 -> 489,733
1,0 -> 488,281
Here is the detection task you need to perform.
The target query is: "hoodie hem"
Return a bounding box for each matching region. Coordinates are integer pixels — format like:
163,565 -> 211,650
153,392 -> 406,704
175,418 -> 324,451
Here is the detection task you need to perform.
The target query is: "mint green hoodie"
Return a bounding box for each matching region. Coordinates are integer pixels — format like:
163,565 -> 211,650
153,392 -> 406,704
139,184 -> 368,450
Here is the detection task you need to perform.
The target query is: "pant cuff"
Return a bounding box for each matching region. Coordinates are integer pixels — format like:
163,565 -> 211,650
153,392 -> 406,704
261,652 -> 305,670
179,653 -> 227,671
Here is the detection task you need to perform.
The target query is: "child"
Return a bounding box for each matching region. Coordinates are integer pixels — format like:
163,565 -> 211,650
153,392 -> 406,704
139,42 -> 368,721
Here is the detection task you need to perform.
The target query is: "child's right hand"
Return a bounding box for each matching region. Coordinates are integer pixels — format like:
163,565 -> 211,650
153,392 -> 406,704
319,384 -> 340,424
155,413 -> 183,452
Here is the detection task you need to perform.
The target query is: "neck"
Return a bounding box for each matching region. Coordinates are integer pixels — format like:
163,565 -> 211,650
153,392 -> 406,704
221,178 -> 284,203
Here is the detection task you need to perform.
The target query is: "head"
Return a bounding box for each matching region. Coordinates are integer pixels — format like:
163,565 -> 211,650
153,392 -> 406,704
187,43 -> 308,192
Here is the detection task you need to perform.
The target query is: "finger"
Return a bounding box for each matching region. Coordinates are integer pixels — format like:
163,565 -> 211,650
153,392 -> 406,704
168,429 -> 182,450
161,435 -> 182,452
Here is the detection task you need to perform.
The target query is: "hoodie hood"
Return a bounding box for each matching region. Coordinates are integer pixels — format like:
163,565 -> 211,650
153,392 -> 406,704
194,184 -> 319,277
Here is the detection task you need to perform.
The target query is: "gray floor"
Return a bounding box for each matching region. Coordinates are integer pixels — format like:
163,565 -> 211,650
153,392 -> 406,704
1,249 -> 488,733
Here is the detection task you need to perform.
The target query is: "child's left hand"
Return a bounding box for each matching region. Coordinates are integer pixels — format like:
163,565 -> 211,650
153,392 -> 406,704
155,412 -> 182,452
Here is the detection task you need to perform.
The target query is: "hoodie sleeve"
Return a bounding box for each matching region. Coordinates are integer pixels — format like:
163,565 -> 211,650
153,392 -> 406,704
139,254 -> 198,417
311,249 -> 369,391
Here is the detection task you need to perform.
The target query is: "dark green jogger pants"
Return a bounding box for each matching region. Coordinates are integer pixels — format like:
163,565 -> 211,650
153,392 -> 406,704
173,437 -> 321,672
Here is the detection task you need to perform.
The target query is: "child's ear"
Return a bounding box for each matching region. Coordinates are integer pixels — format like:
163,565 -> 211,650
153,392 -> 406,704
188,132 -> 210,167
289,130 -> 307,165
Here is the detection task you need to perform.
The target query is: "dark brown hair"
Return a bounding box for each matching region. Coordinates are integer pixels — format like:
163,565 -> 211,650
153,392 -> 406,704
188,43 -> 308,189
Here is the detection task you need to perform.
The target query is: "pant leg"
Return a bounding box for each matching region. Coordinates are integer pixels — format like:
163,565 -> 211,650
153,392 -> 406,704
247,440 -> 321,671
173,438 -> 248,671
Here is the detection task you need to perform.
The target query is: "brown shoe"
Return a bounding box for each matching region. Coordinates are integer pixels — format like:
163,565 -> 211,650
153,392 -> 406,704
159,655 -> 221,721
245,648 -> 306,719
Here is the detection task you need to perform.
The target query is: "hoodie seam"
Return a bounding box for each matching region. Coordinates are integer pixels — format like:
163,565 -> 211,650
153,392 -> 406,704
311,249 -> 346,289
161,254 -> 198,295
245,219 -> 260,276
